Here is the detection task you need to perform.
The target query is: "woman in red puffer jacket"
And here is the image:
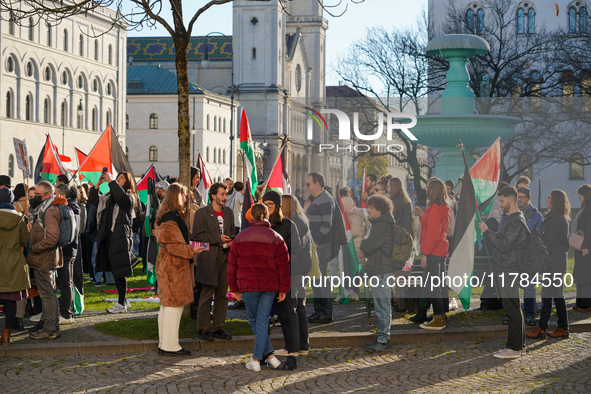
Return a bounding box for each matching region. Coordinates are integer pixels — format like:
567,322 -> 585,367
413,178 -> 450,331
227,203 -> 290,372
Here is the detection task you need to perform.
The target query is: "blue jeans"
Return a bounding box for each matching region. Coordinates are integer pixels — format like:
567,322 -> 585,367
92,241 -> 115,284
522,282 -> 535,318
312,242 -> 333,318
243,291 -> 276,360
371,273 -> 393,344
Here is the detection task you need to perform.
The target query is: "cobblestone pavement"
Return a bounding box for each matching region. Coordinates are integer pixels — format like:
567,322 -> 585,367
2,332 -> 590,393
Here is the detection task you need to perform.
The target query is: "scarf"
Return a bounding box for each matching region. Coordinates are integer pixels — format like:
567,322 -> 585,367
34,195 -> 55,225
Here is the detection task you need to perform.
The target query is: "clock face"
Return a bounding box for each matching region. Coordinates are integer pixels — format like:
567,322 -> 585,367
295,64 -> 302,92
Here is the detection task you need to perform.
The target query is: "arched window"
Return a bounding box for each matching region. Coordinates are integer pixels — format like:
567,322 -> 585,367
108,44 -> 113,65
92,107 -> 97,131
61,101 -> 67,126
218,117 -> 221,132
94,39 -> 99,61
528,8 -> 535,34
570,7 -> 577,33
6,57 -> 14,73
43,98 -> 49,123
25,94 -> 32,121
466,9 -> 474,33
252,47 -> 257,59
79,34 -> 84,56
206,114 -> 210,130
6,91 -> 12,118
477,9 -> 484,34
62,70 -> 68,85
126,114 -> 129,129
92,78 -> 98,92
206,147 -> 210,162
8,154 -> 14,177
214,116 -> 217,131
45,67 -> 51,81
570,153 -> 585,180
26,62 -> 33,77
518,154 -> 532,179
223,149 -> 226,164
213,148 -> 217,163
78,75 -> 84,89
28,18 -> 34,41
223,118 -> 226,133
149,113 -> 158,129
517,8 -> 524,34
149,146 -> 158,162
8,12 -> 15,36
106,109 -> 111,126
47,23 -> 52,46
107,83 -> 112,96
63,29 -> 68,51
581,7 -> 588,33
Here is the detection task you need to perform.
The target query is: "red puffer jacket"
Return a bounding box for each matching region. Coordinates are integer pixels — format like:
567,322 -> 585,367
227,220 -> 290,294
420,203 -> 450,257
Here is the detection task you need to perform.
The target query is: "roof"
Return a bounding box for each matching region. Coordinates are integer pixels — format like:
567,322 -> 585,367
326,85 -> 365,98
127,36 -> 233,62
127,65 -> 211,95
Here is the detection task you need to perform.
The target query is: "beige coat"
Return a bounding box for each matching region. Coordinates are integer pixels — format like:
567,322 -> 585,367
347,208 -> 370,265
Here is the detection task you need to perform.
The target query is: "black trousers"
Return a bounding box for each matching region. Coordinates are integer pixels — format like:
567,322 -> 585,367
497,270 -> 525,351
56,256 -> 75,319
274,295 -> 299,354
2,300 -> 16,329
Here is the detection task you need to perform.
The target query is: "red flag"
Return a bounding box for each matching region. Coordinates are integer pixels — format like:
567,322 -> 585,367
34,134 -> 69,184
261,143 -> 292,196
75,148 -> 87,182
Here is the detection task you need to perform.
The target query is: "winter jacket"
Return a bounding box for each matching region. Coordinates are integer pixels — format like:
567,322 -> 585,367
483,211 -> 528,270
88,181 -> 135,280
540,212 -> 569,274
306,190 -> 335,245
62,198 -> 80,258
574,207 -> 591,284
391,195 -> 413,236
290,213 -> 314,277
523,204 -> 543,233
155,216 -> 195,307
420,203 -> 450,257
227,220 -> 290,294
347,207 -> 370,266
271,216 -> 301,269
360,212 -> 395,276
27,196 -> 67,271
0,207 -> 30,293
191,204 -> 236,286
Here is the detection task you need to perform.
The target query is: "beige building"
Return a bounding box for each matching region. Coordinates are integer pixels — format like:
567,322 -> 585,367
0,4 -> 127,183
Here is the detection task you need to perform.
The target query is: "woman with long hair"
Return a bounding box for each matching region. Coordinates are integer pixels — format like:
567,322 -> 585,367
154,183 -> 202,356
12,183 -> 28,216
573,184 -> 591,311
228,203 -> 290,372
413,178 -> 450,331
281,194 -> 312,358
388,178 -> 413,236
528,190 -> 571,339
88,171 -> 139,314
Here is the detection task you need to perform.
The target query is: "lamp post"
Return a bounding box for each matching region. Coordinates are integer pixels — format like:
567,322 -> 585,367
201,31 -> 234,178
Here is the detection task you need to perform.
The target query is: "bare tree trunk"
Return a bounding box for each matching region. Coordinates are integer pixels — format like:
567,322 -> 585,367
174,36 -> 191,188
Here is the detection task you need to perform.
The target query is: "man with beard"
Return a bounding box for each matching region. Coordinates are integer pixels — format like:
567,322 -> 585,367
191,182 -> 236,341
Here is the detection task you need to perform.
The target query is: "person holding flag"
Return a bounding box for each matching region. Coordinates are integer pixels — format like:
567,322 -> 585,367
88,172 -> 139,314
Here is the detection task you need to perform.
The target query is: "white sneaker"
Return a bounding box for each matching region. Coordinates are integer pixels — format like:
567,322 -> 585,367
107,302 -> 128,314
124,300 -> 131,309
30,312 -> 42,322
449,298 -> 459,311
493,348 -> 522,359
245,359 -> 261,372
59,316 -> 74,325
267,356 -> 281,369
521,348 -> 526,356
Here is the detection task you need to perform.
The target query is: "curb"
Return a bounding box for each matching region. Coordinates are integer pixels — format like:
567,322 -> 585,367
2,322 -> 590,357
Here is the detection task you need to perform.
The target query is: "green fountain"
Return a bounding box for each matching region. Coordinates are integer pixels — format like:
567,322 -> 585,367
410,34 -> 519,181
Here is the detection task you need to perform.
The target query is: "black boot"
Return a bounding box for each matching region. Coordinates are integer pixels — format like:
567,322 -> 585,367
409,309 -> 428,324
14,318 -> 24,331
282,355 -> 297,370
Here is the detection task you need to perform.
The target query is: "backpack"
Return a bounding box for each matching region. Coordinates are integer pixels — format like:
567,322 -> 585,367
42,205 -> 77,248
519,226 -> 549,277
391,224 -> 414,270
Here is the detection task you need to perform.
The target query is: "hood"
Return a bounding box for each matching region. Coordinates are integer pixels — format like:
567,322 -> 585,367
67,198 -> 81,215
0,209 -> 24,231
369,212 -> 395,226
51,195 -> 68,206
341,197 -> 356,214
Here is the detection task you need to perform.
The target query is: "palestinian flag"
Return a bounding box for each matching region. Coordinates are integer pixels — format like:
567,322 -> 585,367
447,145 -> 479,310
240,108 -> 258,197
197,152 -> 213,205
470,137 -> 502,214
261,143 -> 292,196
144,179 -> 158,285
337,193 -> 360,304
137,164 -> 161,206
74,148 -> 87,182
77,126 -> 134,194
240,179 -> 254,231
34,134 -> 69,184
360,169 -> 368,209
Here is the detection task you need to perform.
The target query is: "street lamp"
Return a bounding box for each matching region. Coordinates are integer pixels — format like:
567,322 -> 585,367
201,31 -> 235,178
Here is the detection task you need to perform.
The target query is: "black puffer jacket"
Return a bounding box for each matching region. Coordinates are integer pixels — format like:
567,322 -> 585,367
573,207 -> 591,284
62,198 -> 80,258
540,212 -> 569,274
271,217 -> 301,272
360,212 -> 395,276
483,211 -> 527,270
88,181 -> 135,279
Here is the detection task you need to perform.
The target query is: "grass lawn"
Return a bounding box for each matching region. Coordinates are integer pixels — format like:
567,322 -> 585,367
93,316 -> 252,340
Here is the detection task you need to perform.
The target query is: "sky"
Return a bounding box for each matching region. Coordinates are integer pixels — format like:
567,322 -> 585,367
126,0 -> 427,86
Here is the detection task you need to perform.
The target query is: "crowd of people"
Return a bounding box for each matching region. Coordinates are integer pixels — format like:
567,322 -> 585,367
1,167 -> 590,365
